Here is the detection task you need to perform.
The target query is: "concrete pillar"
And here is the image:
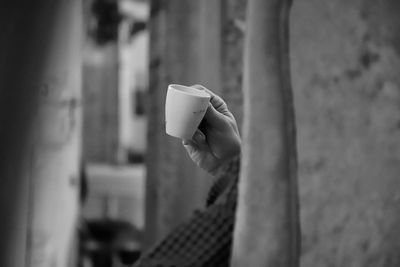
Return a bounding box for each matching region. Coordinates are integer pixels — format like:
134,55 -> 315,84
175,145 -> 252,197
25,1 -> 82,267
0,1 -> 82,267
231,0 -> 300,266
145,0 -> 222,248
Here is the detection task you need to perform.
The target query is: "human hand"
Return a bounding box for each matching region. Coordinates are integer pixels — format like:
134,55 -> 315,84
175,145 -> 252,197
182,85 -> 241,176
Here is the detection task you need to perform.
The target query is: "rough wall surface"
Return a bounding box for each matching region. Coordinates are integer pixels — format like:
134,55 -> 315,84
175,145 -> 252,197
291,0 -> 400,266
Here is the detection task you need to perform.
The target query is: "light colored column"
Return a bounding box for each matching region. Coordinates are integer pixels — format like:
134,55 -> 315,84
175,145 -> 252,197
231,0 -> 300,266
27,1 -> 83,267
0,1 -> 82,267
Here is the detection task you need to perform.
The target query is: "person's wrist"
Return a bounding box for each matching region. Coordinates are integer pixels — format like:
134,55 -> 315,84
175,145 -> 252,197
208,151 -> 241,177
208,163 -> 224,177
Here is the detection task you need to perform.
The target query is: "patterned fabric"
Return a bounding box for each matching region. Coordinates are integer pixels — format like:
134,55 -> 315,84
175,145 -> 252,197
134,157 -> 240,267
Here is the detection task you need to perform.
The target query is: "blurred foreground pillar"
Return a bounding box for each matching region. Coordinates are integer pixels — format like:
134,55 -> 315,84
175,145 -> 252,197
0,1 -> 82,267
145,0 -> 221,248
231,0 -> 300,266
27,2 -> 83,267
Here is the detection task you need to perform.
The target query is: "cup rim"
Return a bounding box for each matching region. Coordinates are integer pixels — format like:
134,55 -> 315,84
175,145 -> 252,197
168,84 -> 210,99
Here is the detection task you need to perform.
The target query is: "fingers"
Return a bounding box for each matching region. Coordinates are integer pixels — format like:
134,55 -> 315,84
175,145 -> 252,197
182,130 -> 212,167
182,141 -> 199,163
191,84 -> 234,119
182,130 -> 208,150
192,130 -> 209,151
203,103 -> 230,129
182,139 -> 196,147
191,84 -> 226,110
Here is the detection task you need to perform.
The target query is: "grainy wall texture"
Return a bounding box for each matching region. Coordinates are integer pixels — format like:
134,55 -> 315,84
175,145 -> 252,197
291,0 -> 400,266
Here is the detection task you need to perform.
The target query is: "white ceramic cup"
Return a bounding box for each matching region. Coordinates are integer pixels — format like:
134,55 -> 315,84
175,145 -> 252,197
165,84 -> 210,139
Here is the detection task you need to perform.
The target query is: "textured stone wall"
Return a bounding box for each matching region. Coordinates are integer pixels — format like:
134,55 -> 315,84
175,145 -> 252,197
146,0 -> 400,265
291,0 -> 400,266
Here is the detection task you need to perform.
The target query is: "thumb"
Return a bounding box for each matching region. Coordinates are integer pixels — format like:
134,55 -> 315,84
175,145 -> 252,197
203,103 -> 228,128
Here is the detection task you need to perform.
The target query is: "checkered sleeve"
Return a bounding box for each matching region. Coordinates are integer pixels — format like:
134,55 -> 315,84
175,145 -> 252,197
134,157 -> 240,267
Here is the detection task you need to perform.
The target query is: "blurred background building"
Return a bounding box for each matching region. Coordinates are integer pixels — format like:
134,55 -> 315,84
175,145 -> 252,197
80,0 -> 149,266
